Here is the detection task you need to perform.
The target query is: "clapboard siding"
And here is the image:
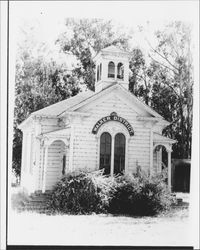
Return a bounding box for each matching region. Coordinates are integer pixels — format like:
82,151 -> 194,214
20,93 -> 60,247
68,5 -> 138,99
73,92 -> 151,173
40,118 -> 61,134
36,140 -> 69,190
34,91 -> 153,191
45,140 -> 64,190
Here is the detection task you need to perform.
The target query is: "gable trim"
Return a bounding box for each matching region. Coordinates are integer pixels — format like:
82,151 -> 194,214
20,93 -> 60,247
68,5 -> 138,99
69,83 -> 163,119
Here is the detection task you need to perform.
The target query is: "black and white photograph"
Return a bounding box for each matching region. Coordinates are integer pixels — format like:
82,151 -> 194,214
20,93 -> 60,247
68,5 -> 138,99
0,1 -> 199,249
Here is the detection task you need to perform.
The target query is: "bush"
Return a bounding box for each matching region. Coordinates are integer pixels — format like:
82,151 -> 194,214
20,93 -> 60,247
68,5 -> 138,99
48,169 -> 173,216
48,170 -> 113,214
108,172 -> 173,216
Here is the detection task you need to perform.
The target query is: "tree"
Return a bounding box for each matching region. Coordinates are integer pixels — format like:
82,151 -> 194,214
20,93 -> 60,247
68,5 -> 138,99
13,30 -> 80,176
132,21 -> 193,159
56,18 -> 131,91
129,48 -> 152,105
151,22 -> 193,159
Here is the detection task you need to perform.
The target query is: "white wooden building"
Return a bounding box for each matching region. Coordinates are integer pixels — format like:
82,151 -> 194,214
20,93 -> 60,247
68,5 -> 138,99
18,45 -> 176,194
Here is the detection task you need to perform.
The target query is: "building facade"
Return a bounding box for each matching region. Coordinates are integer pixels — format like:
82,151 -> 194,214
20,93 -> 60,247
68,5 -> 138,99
19,46 -> 176,193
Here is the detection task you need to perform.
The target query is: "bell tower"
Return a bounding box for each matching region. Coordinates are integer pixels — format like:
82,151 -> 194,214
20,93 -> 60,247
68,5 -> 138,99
93,45 -> 130,92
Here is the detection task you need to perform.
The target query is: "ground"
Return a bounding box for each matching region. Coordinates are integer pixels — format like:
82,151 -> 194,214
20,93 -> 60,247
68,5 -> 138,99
8,206 -> 193,246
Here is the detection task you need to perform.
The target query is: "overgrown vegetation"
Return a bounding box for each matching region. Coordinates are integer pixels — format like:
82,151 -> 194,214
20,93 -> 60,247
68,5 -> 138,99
109,173 -> 173,216
48,171 -> 113,214
48,170 -> 173,216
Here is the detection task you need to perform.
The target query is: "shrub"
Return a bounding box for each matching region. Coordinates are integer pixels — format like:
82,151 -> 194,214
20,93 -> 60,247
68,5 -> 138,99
108,172 -> 173,216
48,169 -> 173,216
48,170 -> 113,214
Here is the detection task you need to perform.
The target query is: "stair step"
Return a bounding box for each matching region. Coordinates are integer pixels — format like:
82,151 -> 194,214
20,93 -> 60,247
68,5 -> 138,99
27,203 -> 48,207
29,198 -> 49,202
14,191 -> 53,213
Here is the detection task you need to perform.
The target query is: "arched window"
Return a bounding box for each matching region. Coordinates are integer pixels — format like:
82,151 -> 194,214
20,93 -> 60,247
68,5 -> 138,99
114,133 -> 125,174
108,61 -> 115,78
100,63 -> 102,80
117,62 -> 124,80
100,132 -> 111,175
97,65 -> 100,82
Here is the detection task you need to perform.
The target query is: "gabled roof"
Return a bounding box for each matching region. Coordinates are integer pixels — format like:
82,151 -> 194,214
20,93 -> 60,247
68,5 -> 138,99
18,90 -> 94,130
19,83 -> 169,130
153,132 -> 177,144
101,45 -> 126,53
65,83 -> 163,119
93,45 -> 130,61
31,90 -> 94,117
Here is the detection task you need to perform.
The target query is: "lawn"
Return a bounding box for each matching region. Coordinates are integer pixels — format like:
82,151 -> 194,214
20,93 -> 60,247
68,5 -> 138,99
8,207 -> 192,246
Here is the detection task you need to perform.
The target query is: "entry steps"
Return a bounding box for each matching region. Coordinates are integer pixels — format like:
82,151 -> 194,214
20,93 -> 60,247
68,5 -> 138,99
13,191 -> 52,213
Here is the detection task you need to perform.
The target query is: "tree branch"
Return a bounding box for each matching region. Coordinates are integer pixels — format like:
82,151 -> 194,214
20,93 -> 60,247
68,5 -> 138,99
131,71 -> 146,82
146,39 -> 179,72
148,54 -> 177,76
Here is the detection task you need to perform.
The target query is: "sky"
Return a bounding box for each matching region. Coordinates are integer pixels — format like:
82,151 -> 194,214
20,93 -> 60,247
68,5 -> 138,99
10,1 -> 198,58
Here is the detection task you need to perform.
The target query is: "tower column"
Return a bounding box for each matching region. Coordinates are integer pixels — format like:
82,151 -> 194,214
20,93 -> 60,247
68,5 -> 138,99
114,60 -> 117,80
93,45 -> 131,92
42,145 -> 48,193
167,149 -> 172,192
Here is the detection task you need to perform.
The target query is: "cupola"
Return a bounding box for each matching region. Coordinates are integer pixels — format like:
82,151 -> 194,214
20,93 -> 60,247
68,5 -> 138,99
93,45 -> 130,92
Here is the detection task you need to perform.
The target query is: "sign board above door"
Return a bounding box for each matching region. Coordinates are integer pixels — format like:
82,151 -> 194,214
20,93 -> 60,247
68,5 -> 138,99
92,112 -> 134,136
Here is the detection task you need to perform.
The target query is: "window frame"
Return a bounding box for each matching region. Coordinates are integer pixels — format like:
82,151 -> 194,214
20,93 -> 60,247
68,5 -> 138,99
117,62 -> 124,80
108,61 -> 115,78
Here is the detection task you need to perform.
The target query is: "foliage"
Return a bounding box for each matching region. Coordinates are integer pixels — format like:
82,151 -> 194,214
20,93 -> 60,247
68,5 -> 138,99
13,30 -> 80,176
56,18 -> 131,90
151,22 -> 193,159
48,170 -> 173,216
129,21 -> 193,159
129,48 -> 152,105
108,172 -> 173,216
48,170 -> 113,214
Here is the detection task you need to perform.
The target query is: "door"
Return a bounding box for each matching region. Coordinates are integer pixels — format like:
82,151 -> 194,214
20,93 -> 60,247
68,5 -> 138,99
114,133 -> 125,175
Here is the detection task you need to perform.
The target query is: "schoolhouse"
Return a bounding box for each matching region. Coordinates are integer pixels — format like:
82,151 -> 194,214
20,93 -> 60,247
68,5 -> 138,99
18,45 -> 176,194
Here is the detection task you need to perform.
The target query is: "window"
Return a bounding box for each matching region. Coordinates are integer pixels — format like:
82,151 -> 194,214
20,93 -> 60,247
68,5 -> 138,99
100,63 -> 102,80
114,133 -> 125,174
108,61 -> 115,78
117,63 -> 124,80
97,65 -> 100,82
100,132 -> 111,175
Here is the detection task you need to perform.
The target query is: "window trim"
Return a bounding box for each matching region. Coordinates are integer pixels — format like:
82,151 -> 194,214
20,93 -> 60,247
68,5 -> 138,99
108,61 -> 115,79
114,133 -> 126,175
99,132 -> 112,175
96,122 -> 130,176
117,62 -> 124,80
